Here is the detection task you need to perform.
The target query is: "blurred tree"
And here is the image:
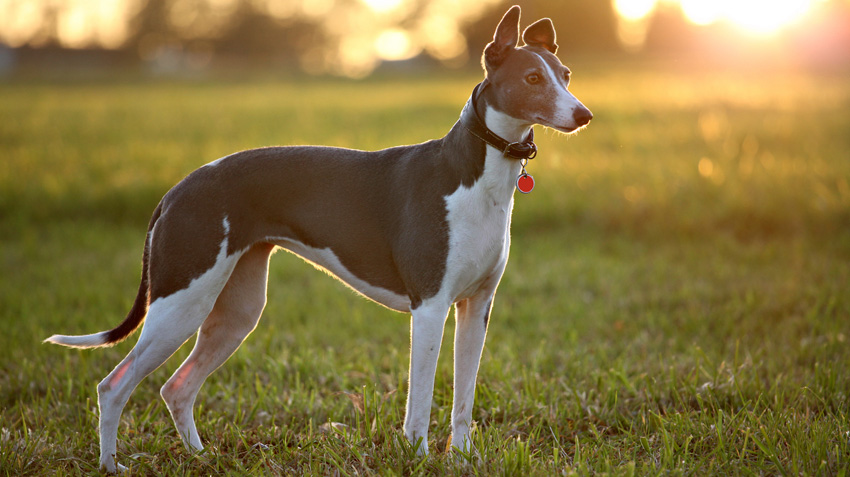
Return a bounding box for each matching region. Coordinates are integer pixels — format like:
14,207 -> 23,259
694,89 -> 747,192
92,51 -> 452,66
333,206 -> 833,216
125,0 -> 174,57
211,2 -> 325,62
119,0 -> 620,72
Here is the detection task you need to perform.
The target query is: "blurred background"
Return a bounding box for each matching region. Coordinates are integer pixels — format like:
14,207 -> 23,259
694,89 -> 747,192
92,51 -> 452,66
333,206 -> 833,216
1,0 -> 849,78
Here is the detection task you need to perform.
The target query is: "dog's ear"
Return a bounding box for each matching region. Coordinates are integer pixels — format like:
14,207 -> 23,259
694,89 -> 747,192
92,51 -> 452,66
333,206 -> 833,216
522,18 -> 558,54
483,5 -> 520,70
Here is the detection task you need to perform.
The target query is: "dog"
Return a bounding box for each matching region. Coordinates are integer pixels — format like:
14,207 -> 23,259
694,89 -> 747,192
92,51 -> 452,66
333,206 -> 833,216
45,5 -> 591,472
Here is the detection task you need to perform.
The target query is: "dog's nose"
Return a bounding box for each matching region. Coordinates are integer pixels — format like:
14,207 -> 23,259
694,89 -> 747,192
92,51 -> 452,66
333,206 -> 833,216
574,107 -> 593,126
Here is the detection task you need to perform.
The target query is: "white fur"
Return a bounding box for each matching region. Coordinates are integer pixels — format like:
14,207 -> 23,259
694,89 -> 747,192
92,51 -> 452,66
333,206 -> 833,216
270,238 -> 412,312
44,330 -> 109,348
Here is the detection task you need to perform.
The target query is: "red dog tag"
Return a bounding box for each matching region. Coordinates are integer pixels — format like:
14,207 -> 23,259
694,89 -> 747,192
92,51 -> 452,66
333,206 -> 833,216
516,173 -> 535,194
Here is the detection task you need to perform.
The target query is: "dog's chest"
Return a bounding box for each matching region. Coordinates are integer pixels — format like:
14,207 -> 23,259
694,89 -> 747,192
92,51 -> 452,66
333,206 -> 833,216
440,154 -> 517,301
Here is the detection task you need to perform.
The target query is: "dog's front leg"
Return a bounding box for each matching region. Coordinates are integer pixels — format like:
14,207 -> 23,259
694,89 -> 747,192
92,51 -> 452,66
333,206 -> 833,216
403,300 -> 450,455
450,293 -> 493,455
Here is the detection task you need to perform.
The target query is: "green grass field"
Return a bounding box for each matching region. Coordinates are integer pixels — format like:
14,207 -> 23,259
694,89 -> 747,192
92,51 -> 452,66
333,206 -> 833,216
2,63 -> 849,475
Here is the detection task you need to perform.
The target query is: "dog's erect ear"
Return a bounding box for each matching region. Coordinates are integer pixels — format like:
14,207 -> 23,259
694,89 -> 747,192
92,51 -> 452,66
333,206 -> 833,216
483,5 -> 520,70
522,18 -> 558,54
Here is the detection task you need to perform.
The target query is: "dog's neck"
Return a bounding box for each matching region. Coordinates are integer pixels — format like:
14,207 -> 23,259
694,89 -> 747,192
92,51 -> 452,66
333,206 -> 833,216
458,82 -> 536,165
479,107 -> 532,148
450,83 -> 530,202
473,81 -> 534,146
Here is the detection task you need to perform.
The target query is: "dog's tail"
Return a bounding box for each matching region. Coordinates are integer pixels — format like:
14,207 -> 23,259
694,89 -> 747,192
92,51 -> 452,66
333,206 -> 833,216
44,203 -> 163,349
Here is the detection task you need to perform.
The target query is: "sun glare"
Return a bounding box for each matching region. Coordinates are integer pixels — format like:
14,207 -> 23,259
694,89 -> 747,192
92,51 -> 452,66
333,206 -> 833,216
614,0 -> 658,21
679,0 -> 722,26
722,0 -> 813,34
612,0 -> 817,34
615,0 -> 815,35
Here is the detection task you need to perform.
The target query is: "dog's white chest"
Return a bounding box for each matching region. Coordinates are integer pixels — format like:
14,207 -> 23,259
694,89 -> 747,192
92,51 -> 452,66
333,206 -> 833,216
440,153 -> 517,302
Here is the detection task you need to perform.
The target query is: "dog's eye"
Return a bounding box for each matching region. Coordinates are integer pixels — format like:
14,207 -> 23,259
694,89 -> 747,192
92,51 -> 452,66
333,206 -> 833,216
563,71 -> 571,83
526,73 -> 541,84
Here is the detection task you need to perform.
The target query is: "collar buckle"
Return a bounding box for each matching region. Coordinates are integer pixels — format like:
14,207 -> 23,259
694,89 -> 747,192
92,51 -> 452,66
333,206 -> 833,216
504,137 -> 537,160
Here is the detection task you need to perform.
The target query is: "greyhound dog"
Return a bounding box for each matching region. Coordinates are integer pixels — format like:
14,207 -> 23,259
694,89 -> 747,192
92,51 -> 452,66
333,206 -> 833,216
45,5 -> 591,472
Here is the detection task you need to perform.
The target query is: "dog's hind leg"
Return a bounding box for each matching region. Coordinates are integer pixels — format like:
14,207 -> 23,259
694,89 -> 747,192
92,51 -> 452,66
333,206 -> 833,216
160,243 -> 274,452
97,246 -> 244,473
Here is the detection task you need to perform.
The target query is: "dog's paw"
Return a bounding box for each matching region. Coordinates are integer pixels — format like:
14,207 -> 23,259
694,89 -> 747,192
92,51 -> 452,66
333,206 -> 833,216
100,461 -> 128,474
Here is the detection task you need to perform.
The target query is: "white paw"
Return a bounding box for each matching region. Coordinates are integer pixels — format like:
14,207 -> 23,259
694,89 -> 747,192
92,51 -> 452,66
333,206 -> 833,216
101,460 -> 128,474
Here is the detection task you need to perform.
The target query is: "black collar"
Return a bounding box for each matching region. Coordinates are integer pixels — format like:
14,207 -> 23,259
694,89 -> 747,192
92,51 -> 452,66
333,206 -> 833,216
460,81 -> 537,161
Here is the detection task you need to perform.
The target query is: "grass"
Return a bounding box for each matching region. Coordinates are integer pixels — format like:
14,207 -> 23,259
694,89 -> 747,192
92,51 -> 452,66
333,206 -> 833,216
1,62 -> 849,475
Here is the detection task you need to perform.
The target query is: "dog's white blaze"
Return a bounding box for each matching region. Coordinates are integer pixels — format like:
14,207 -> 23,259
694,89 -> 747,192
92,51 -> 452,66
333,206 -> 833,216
269,238 -> 411,312
528,50 -> 585,130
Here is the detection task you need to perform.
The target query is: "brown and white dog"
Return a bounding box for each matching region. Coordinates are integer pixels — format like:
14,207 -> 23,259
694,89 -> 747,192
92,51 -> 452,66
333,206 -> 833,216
45,6 -> 591,472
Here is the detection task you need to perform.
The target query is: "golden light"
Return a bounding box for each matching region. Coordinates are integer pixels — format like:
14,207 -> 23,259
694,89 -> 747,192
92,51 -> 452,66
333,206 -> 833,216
374,29 -> 420,61
300,0 -> 334,17
614,0 -> 820,51
679,0 -> 722,26
680,0 -> 816,34
723,0 -> 813,34
337,34 -> 379,78
698,158 -> 714,178
418,15 -> 467,62
360,0 -> 405,14
613,0 -> 658,52
613,0 -> 658,21
0,0 -> 141,49
1,1 -> 44,47
56,2 -> 90,49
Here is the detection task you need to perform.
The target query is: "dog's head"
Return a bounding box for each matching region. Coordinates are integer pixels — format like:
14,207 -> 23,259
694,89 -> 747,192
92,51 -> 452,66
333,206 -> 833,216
482,6 -> 592,134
